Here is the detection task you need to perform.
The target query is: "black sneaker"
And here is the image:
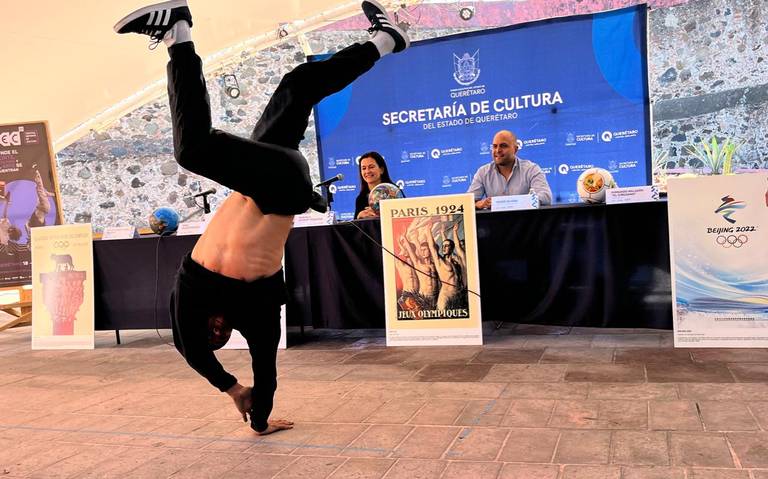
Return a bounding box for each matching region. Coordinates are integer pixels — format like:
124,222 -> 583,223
114,0 -> 193,47
362,0 -> 410,53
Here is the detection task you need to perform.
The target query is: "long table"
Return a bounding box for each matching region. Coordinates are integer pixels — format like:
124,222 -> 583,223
94,201 -> 672,331
286,200 -> 672,329
94,234 -> 197,331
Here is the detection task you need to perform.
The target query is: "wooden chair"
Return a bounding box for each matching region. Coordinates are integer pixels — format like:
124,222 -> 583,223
0,288 -> 32,332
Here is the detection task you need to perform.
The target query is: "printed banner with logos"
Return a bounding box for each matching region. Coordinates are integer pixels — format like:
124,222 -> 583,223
667,174 -> 768,348
380,193 -> 482,346
31,224 -> 95,349
313,5 -> 651,220
0,121 -> 64,287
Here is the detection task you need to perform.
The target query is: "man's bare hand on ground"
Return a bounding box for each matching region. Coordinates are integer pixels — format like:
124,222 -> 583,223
226,383 -> 252,422
255,419 -> 294,436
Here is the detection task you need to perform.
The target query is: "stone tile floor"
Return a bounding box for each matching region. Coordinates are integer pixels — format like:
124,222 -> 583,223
1,322 -> 768,478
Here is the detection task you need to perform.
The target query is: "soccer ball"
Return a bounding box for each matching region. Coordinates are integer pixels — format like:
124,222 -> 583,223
149,207 -> 180,235
368,183 -> 404,214
576,168 -> 617,204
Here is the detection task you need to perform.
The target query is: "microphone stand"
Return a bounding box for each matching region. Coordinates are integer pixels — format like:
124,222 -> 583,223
180,191 -> 214,222
322,185 -> 334,211
200,192 -> 212,214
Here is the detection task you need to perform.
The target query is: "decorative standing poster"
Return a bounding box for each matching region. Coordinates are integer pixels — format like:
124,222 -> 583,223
667,174 -> 768,347
31,224 -> 94,349
0,121 -> 64,287
380,193 -> 482,346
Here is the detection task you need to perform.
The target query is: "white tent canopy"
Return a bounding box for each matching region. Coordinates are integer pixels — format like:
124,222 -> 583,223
2,0 -> 374,150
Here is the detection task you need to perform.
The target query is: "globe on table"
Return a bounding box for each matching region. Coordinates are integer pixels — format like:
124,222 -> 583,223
149,207 -> 180,235
577,168 -> 617,204
368,183 -> 404,214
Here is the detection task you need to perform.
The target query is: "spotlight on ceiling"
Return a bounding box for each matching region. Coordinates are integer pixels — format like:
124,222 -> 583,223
393,11 -> 411,32
223,74 -> 240,99
459,6 -> 474,21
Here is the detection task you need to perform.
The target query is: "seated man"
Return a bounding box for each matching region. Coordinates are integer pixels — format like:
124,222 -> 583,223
468,129 -> 552,209
115,0 -> 409,435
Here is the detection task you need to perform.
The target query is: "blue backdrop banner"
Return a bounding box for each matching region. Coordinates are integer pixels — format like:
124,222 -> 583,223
312,5 -> 651,220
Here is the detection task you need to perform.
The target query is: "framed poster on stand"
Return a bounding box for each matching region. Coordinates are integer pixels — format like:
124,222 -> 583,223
667,174 -> 768,347
380,193 -> 482,346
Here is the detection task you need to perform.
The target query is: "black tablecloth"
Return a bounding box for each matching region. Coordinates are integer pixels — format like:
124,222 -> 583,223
94,201 -> 672,331
285,201 -> 672,330
94,235 -> 197,330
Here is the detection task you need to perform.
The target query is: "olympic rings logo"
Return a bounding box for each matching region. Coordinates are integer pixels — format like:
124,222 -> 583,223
716,234 -> 748,248
52,241 -> 69,248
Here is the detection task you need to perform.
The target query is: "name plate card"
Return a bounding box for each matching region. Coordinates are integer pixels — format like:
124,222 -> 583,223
491,193 -> 539,212
606,185 -> 659,205
101,226 -> 135,240
176,221 -> 207,236
293,211 -> 336,228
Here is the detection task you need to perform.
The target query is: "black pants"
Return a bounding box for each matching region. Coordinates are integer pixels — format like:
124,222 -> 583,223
170,255 -> 285,432
166,41 -> 379,215
166,40 -> 379,431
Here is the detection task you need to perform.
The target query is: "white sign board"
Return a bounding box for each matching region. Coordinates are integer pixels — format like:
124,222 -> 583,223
491,192 -> 539,211
293,211 -> 336,228
606,185 -> 659,204
101,226 -> 135,240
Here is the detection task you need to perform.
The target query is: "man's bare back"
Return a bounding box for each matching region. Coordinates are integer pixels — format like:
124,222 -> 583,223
192,192 -> 294,281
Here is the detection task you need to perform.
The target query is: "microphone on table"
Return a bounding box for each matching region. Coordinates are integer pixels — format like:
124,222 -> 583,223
192,188 -> 216,214
314,174 -> 344,188
193,188 -> 217,198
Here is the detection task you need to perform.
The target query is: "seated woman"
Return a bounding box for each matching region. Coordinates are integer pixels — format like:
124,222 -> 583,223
354,151 -> 400,219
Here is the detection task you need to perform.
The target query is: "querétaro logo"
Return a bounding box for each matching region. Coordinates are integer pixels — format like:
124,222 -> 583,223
396,179 -> 405,189
715,195 -> 746,224
453,50 -> 480,86
601,131 -> 613,142
430,148 -> 441,159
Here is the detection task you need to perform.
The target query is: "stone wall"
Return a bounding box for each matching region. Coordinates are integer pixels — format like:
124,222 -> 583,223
57,0 -> 767,230
650,0 -> 768,169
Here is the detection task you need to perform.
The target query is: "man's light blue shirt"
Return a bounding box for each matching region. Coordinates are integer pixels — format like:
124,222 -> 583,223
467,157 -> 552,206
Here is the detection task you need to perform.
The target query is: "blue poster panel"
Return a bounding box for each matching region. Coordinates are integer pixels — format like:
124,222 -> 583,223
313,5 -> 651,219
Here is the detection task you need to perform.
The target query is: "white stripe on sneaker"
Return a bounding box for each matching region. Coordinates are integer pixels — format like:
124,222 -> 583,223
155,10 -> 165,26
162,9 -> 171,25
147,11 -> 156,25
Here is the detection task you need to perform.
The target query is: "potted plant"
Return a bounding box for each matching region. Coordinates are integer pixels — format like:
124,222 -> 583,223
651,149 -> 670,192
685,136 -> 744,175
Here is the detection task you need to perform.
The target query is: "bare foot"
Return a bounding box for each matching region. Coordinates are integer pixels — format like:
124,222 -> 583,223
254,419 -> 294,436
